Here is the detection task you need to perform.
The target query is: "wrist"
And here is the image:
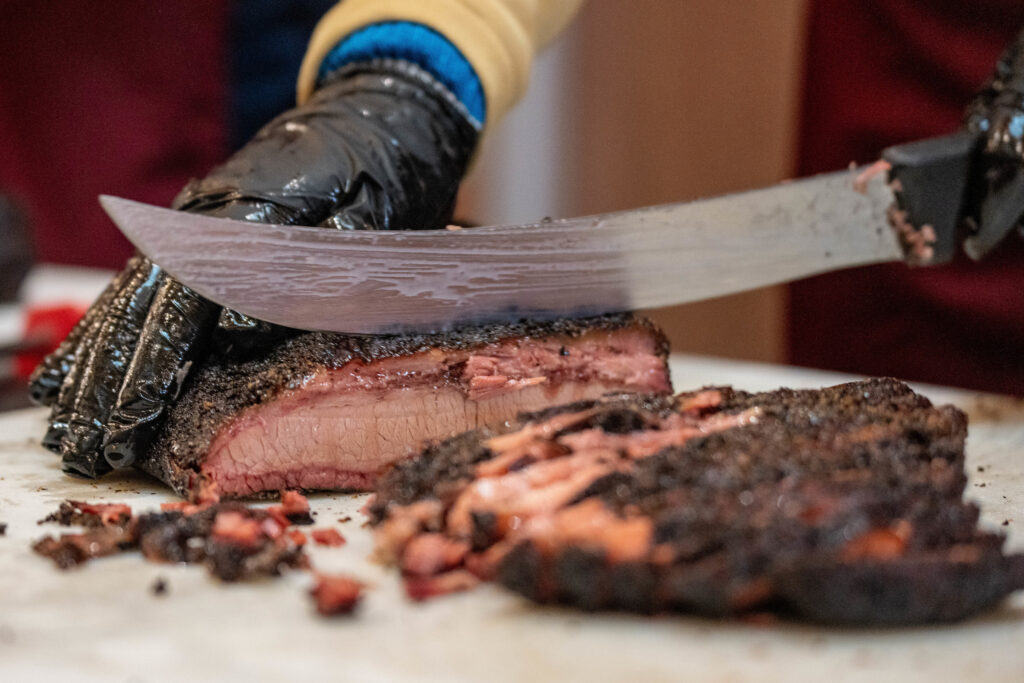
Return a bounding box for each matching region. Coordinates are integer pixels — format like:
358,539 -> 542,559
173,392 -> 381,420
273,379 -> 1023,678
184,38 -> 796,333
315,21 -> 485,129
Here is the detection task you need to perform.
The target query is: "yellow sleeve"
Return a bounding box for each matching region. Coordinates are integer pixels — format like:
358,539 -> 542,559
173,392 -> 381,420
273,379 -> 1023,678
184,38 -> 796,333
297,0 -> 584,131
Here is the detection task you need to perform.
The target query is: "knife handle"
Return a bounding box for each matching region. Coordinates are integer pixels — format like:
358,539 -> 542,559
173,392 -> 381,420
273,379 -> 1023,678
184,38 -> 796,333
882,131 -> 980,265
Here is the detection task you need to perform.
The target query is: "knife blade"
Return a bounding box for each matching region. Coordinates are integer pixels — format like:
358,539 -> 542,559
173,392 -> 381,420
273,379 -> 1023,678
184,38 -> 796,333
99,132 -> 977,335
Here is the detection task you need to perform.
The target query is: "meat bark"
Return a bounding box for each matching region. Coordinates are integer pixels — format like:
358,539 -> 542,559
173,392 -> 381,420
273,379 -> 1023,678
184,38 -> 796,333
142,314 -> 670,499
370,378 -> 1024,625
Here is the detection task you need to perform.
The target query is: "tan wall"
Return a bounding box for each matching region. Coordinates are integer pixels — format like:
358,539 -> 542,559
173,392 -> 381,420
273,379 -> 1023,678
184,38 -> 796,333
564,0 -> 808,362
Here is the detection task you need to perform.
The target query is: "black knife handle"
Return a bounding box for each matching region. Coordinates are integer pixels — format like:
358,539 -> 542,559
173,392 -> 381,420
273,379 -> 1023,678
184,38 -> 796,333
882,131 -> 981,265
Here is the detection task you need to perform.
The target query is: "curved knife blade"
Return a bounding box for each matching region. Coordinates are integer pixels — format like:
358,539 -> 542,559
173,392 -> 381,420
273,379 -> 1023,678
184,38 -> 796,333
100,168 -> 901,334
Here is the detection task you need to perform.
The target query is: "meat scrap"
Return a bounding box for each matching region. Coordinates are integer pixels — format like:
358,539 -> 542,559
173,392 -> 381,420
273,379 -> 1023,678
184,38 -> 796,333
151,577 -> 169,596
278,490 -> 314,524
33,500 -> 306,582
140,314 -> 670,499
310,574 -> 363,616
32,498 -> 372,618
0,522 -> 6,536
267,490 -> 313,526
32,526 -> 132,569
405,570 -> 480,602
159,500 -> 211,516
39,500 -> 133,528
311,528 -> 346,547
370,379 -> 1024,624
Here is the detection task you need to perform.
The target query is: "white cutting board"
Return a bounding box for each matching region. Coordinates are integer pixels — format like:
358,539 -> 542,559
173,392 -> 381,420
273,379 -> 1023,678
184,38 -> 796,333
1,355 -> 1022,683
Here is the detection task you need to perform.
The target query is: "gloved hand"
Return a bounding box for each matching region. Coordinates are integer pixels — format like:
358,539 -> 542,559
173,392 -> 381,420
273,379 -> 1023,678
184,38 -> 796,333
963,26 -> 1024,258
29,59 -> 479,478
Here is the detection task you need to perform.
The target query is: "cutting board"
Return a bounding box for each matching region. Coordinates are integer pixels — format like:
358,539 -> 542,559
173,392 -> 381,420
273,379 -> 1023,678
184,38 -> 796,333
1,355 -> 1022,682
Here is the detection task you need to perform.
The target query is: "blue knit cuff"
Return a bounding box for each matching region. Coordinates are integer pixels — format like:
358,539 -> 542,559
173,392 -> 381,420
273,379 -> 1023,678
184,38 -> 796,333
317,21 -> 485,125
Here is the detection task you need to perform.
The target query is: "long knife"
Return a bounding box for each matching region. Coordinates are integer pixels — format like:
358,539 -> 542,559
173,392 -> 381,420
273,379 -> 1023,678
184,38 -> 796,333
100,132 -> 980,335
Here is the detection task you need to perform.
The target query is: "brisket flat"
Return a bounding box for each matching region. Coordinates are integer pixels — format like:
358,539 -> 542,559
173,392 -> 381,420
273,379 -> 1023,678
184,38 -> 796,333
370,378 -> 1024,624
142,314 -> 670,499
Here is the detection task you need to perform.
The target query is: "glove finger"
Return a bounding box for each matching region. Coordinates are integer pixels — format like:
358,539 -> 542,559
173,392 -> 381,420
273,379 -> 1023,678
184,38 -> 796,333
43,327 -> 100,454
103,278 -> 218,469
42,258 -> 146,453
60,259 -> 164,477
29,265 -> 132,406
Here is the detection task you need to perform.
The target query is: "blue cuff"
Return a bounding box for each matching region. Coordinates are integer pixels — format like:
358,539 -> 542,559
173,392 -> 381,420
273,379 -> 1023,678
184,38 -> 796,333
317,21 -> 485,125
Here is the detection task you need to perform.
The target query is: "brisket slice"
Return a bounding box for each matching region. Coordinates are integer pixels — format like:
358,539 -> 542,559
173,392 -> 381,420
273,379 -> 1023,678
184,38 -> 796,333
142,314 -> 670,499
370,378 -> 1024,624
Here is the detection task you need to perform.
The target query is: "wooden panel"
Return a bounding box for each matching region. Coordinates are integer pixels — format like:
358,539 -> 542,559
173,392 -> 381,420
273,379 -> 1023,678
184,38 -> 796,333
564,0 -> 808,362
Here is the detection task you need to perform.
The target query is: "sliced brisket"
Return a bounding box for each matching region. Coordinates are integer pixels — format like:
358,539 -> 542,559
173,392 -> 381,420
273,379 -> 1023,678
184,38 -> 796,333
142,314 -> 669,499
370,378 -> 1024,624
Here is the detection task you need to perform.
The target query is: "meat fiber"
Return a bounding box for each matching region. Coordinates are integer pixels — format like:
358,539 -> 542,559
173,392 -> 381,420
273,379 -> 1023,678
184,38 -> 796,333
142,314 -> 669,499
370,379 -> 1024,625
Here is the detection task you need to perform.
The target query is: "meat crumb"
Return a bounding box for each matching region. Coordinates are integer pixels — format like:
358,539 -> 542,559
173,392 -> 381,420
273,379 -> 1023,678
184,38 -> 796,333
0,522 -> 6,536
311,528 -> 346,547
852,159 -> 891,194
278,490 -> 313,525
405,570 -> 480,602
160,501 -> 210,516
32,500 -> 305,581
977,466 -> 986,473
310,574 -> 363,616
338,516 -> 352,523
1003,520 -> 1011,527
32,526 -> 131,569
39,500 -> 132,528
211,510 -> 265,548
151,577 -> 169,596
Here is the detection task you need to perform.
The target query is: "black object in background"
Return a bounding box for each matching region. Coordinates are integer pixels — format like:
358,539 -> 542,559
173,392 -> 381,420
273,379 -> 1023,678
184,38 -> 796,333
229,0 -> 338,151
0,194 -> 32,303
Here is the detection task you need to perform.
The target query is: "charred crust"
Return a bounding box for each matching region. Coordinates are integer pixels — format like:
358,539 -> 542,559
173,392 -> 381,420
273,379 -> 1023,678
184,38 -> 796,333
469,511 -> 500,551
497,541 -> 547,602
552,547 -> 609,611
774,550 -> 1024,625
372,429 -> 501,516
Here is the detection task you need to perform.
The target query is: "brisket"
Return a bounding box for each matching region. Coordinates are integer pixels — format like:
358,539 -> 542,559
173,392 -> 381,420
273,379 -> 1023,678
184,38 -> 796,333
142,314 -> 670,499
370,378 -> 1024,624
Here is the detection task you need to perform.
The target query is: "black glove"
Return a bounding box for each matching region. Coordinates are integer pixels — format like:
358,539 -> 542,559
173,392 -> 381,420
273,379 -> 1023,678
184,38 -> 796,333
29,59 -> 479,478
963,27 -> 1024,258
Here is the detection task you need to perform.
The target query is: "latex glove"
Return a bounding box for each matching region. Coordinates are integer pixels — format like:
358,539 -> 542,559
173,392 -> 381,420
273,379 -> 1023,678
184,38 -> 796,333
963,27 -> 1024,258
29,59 -> 479,478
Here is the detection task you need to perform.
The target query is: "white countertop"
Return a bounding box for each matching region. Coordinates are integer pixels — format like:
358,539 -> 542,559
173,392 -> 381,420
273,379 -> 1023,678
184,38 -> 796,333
0,355 -> 1022,683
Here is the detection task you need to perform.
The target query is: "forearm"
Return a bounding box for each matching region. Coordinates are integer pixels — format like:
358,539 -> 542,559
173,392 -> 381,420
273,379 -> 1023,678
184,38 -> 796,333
297,0 -> 584,132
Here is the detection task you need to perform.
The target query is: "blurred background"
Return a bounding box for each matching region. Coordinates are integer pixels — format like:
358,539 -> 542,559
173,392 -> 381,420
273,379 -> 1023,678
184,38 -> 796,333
1,0 -> 1022,394
461,0 -> 806,365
